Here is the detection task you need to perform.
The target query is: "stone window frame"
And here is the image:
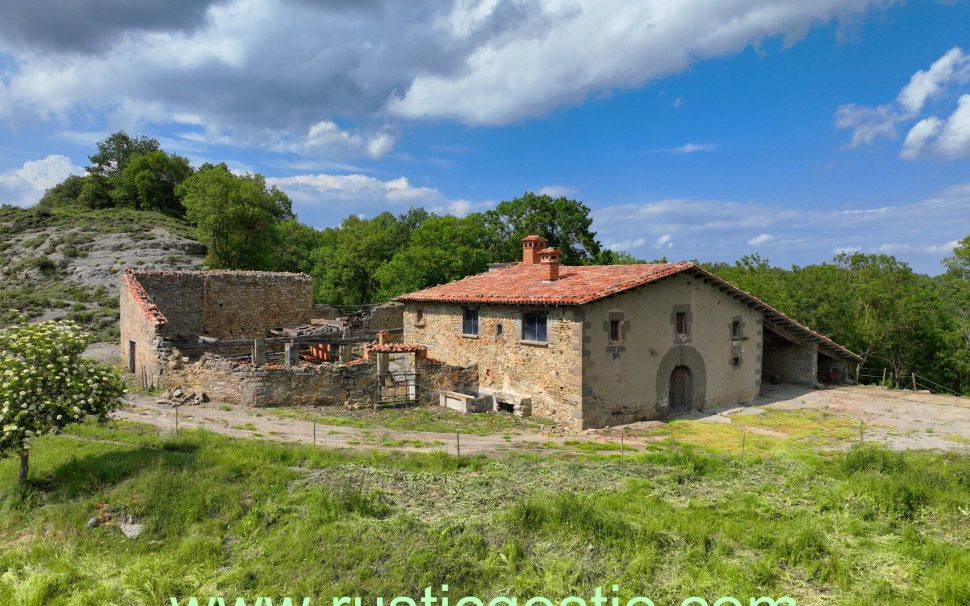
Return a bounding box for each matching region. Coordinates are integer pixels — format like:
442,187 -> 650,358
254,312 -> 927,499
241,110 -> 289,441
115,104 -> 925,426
604,310 -> 630,358
461,307 -> 479,338
729,315 -> 745,368
670,304 -> 693,344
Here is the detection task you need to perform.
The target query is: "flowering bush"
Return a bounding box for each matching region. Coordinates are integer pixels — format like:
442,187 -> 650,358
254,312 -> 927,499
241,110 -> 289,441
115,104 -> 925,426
0,320 -> 125,483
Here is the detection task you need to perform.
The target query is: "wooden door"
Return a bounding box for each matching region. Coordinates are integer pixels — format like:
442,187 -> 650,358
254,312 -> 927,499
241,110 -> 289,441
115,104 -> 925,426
669,365 -> 692,413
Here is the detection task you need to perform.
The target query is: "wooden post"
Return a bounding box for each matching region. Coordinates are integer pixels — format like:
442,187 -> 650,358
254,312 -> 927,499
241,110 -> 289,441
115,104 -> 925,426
620,431 -> 624,462
313,419 -> 316,446
742,429 -> 746,457
855,364 -> 861,383
456,432 -> 461,457
912,372 -> 917,391
881,368 -> 887,384
859,420 -> 864,444
175,405 -> 179,434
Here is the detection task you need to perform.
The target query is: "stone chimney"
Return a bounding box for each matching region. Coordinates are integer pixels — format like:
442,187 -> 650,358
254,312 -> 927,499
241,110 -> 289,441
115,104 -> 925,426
538,247 -> 562,281
521,235 -> 548,265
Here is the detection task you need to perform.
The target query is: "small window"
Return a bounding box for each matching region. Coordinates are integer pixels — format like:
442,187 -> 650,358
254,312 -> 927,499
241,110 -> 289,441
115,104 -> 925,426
415,309 -> 424,326
676,312 -> 688,336
609,319 -> 621,342
462,308 -> 479,336
496,323 -> 503,336
522,312 -> 548,342
732,356 -> 742,368
731,320 -> 741,339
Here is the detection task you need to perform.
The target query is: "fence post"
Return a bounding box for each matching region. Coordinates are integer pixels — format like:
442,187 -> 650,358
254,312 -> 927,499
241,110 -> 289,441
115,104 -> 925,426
456,432 -> 461,457
741,429 -> 746,457
620,431 -> 624,462
313,418 -> 317,446
912,372 -> 917,391
859,420 -> 864,444
175,405 -> 179,434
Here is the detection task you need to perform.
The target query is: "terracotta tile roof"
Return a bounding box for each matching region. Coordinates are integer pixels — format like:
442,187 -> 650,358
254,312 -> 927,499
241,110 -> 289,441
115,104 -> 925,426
396,261 -> 863,363
365,343 -> 428,353
122,268 -> 168,327
396,262 -> 695,305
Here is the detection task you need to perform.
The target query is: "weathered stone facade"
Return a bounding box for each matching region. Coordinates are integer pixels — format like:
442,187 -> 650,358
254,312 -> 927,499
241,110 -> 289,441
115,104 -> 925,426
157,351 -> 476,408
403,303 -> 584,423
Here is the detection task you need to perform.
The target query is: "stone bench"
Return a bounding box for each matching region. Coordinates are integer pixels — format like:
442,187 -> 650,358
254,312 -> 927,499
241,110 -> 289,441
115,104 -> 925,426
439,390 -> 492,413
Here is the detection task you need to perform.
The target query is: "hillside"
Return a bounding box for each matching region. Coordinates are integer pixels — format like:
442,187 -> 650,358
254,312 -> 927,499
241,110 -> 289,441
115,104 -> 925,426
0,205 -> 206,339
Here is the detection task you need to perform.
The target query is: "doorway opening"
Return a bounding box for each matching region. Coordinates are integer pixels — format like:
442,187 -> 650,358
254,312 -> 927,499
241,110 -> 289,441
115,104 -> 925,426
669,365 -> 692,413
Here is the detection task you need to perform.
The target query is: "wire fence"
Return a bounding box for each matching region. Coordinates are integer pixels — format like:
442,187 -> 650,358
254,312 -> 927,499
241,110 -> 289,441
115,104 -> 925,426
858,367 -> 964,396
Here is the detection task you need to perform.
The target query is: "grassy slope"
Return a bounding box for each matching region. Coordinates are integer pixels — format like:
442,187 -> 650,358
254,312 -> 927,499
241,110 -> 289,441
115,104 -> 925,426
0,205 -> 198,340
0,423 -> 968,605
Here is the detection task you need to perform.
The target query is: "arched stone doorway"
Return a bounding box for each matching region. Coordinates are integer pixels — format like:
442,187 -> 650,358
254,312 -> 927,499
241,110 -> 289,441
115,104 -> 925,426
655,345 -> 707,416
669,365 -> 692,413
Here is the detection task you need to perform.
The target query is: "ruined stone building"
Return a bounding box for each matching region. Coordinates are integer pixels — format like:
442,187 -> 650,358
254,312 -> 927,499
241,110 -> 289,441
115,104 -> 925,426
120,268 -> 466,407
397,236 -> 862,429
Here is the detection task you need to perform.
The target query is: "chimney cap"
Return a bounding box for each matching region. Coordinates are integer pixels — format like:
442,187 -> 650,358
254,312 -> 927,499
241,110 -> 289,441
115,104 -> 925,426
521,234 -> 547,242
538,247 -> 560,255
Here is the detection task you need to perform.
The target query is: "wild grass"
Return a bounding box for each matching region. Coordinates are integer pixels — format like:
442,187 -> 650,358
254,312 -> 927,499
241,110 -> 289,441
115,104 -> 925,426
0,421 -> 968,605
272,405 -> 556,436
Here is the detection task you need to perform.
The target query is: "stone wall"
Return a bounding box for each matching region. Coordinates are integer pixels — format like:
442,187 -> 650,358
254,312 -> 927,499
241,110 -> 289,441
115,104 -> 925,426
158,352 -> 476,408
762,329 -> 817,386
119,274 -> 166,388
403,303 -> 583,424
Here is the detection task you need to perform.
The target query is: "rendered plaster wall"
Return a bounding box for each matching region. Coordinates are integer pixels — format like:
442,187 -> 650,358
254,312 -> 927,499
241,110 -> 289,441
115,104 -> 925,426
580,272 -> 763,427
403,303 -> 583,424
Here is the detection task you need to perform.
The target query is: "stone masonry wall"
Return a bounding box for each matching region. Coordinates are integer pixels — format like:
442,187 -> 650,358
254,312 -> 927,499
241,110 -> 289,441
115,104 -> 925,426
158,352 -> 475,408
119,276 -> 166,387
762,329 -> 817,385
131,270 -> 312,341
403,303 -> 583,424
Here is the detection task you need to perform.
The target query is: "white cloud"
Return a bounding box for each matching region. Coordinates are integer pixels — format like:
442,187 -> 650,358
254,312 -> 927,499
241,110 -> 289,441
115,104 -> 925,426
836,46 -> 970,159
0,154 -> 83,206
606,237 -> 646,251
0,0 -> 894,143
897,47 -> 970,114
389,0 -> 892,125
299,121 -> 397,159
266,172 -> 487,224
656,142 -> 717,154
592,183 -> 970,273
537,185 -> 578,197
747,233 -> 776,246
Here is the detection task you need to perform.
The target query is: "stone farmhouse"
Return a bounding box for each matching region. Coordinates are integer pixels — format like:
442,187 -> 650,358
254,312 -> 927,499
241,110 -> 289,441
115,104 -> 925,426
397,235 -> 862,429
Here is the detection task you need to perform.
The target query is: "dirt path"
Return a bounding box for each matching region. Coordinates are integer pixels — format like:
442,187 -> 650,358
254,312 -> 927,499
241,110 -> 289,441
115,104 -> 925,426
115,383 -> 970,454
116,394 -> 639,456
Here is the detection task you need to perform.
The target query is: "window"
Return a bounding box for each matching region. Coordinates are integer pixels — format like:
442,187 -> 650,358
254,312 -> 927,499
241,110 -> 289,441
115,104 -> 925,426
731,319 -> 741,339
676,312 -> 688,336
496,323 -> 503,336
462,308 -> 479,336
609,319 -> 621,342
415,309 -> 424,326
732,356 -> 742,368
522,312 -> 548,342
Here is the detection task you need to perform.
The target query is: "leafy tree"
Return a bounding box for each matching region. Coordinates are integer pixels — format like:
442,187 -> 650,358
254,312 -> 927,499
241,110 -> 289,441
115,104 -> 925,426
270,219 -> 322,274
311,212 -> 417,304
375,215 -> 492,299
177,163 -> 294,270
76,174 -> 113,209
0,320 -> 125,485
86,131 -> 161,180
944,235 -> 970,279
37,175 -> 86,209
114,150 -> 193,216
481,192 -> 603,264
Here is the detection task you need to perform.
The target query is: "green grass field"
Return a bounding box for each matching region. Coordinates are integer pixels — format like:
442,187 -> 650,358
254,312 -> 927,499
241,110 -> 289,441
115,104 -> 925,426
1,420 -> 969,605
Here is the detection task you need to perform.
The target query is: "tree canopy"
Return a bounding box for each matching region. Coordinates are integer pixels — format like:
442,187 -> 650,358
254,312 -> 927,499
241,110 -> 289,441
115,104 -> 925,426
177,163 -> 294,270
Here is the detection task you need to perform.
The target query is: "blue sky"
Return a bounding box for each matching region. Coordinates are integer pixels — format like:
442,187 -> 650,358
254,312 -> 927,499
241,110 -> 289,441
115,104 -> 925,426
1,0 -> 969,274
